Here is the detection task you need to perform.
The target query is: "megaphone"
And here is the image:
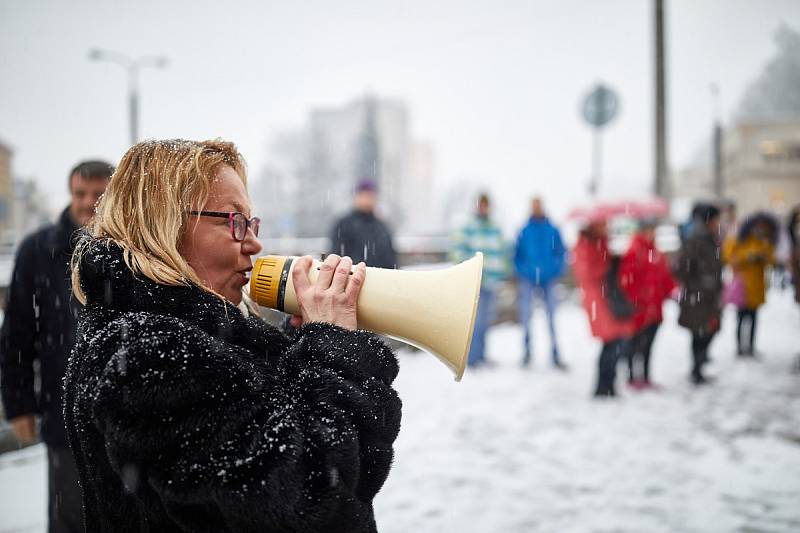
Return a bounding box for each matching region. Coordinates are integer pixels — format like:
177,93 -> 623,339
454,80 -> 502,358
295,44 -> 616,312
249,253 -> 483,381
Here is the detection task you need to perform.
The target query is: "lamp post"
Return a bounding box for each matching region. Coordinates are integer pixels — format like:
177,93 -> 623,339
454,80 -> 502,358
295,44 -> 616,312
653,0 -> 669,199
88,49 -> 168,145
711,83 -> 724,199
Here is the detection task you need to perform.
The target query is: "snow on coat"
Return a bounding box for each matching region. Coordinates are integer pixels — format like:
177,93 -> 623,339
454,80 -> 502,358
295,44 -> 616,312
619,233 -> 677,331
572,235 -> 635,343
63,239 -> 401,533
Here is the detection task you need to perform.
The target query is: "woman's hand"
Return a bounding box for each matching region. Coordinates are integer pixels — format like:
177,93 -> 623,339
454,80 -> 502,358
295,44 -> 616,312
10,415 -> 36,444
290,254 -> 366,331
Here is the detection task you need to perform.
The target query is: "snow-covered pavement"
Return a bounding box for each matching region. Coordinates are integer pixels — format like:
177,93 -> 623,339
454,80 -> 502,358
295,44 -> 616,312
1,290 -> 799,532
375,289 -> 800,533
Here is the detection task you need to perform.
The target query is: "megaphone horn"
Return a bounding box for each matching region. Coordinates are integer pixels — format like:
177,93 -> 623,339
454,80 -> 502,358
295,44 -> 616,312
249,253 -> 484,381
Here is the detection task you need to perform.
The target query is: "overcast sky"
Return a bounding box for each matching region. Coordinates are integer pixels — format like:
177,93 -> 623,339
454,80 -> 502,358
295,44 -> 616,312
1,0 -> 799,229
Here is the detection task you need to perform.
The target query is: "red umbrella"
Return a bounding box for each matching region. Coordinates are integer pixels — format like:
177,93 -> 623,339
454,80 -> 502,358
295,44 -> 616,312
567,198 -> 669,222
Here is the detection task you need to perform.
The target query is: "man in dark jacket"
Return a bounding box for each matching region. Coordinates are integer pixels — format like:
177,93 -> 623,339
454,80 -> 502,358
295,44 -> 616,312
514,197 -> 567,369
0,160 -> 112,532
675,203 -> 722,385
330,178 -> 397,269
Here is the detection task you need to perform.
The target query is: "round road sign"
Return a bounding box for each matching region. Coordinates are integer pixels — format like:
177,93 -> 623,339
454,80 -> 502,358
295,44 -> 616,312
582,84 -> 619,128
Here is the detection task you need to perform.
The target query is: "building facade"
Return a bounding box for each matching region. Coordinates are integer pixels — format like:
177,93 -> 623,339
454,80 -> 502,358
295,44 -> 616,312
300,96 -> 410,237
723,119 -> 800,215
674,119 -> 800,217
254,95 -> 435,239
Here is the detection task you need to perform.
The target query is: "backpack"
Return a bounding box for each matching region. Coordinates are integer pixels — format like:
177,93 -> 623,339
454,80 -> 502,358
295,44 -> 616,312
606,256 -> 635,319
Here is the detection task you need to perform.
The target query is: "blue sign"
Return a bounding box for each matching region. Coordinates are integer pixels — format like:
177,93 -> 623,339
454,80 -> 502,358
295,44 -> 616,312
582,84 -> 619,128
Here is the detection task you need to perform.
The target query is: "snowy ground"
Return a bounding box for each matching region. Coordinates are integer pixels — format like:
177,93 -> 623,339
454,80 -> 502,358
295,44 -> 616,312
374,289 -> 800,533
1,290 -> 799,532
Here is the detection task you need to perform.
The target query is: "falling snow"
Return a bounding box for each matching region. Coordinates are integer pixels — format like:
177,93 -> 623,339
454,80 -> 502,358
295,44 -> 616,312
2,290 -> 799,531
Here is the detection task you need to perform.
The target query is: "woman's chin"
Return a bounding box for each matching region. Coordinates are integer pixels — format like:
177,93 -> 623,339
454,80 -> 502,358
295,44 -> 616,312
219,287 -> 243,306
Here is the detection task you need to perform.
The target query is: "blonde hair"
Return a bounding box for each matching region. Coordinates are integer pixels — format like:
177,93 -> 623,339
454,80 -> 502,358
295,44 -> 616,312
72,139 -> 247,304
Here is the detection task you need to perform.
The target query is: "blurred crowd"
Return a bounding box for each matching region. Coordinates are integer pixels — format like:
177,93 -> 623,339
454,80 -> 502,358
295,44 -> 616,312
449,193 -> 800,397
296,178 -> 799,396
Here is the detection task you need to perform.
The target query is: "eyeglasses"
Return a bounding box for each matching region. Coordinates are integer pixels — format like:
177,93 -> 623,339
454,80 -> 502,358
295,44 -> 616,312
189,211 -> 261,241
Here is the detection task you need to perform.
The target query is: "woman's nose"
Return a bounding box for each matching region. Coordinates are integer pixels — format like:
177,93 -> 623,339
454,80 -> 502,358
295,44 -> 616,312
242,229 -> 263,255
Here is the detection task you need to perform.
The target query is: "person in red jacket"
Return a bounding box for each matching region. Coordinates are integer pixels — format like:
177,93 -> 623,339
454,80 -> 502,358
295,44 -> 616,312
573,220 -> 636,397
619,220 -> 677,389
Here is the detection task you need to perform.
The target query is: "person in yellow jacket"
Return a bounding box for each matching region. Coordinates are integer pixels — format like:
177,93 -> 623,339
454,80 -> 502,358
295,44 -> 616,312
722,213 -> 777,357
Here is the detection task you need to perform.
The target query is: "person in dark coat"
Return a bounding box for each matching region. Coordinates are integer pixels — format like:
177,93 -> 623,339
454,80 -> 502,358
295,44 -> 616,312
572,219 -> 635,397
513,197 -> 567,369
0,160 -> 112,533
63,139 -> 401,533
675,203 -> 723,385
329,178 -> 397,269
788,206 -> 800,373
789,206 -> 800,305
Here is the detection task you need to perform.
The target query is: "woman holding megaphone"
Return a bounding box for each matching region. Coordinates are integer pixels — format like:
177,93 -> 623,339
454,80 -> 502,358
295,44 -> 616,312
64,139 -> 401,533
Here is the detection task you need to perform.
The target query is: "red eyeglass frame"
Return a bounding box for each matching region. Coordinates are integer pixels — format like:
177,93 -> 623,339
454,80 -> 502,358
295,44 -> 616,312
188,210 -> 261,241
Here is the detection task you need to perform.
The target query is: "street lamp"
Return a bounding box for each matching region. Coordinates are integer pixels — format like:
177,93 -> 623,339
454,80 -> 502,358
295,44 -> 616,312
88,48 -> 168,145
710,83 -> 723,199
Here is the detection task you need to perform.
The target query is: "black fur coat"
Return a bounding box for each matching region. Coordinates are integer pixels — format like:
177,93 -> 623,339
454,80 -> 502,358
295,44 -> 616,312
63,240 -> 401,532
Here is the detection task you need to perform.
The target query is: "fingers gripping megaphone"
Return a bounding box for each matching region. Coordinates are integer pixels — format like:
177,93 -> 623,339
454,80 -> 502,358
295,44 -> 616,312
249,254 -> 483,381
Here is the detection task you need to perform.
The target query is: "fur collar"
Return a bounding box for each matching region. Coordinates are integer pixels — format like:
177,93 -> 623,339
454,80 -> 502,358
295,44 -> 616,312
76,235 -> 289,353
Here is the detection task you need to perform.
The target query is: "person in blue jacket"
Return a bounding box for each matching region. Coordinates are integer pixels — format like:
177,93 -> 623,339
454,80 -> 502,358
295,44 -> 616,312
514,197 -> 567,369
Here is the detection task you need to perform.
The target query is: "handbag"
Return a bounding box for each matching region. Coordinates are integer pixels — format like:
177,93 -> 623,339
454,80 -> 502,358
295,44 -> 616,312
722,272 -> 746,308
606,256 -> 635,319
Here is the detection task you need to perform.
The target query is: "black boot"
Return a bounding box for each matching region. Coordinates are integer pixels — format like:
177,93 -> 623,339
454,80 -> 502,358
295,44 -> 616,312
691,348 -> 710,385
